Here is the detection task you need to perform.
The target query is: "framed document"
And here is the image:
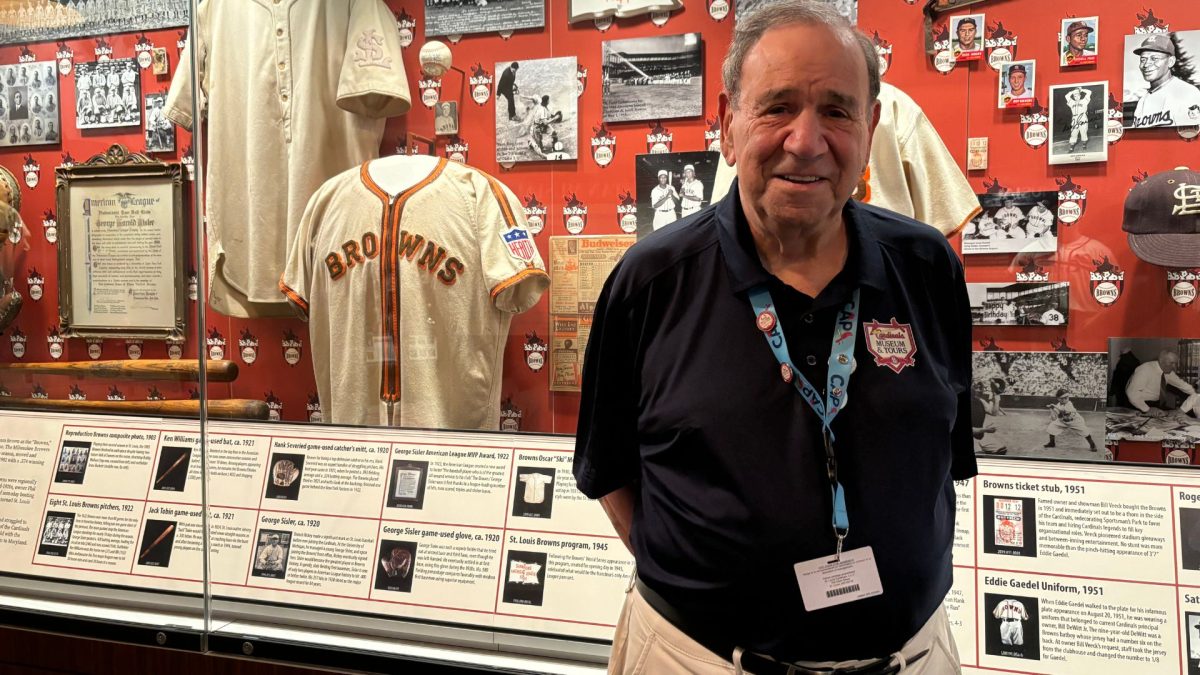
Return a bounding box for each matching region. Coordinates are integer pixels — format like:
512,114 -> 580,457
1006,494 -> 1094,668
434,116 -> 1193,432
56,144 -> 185,340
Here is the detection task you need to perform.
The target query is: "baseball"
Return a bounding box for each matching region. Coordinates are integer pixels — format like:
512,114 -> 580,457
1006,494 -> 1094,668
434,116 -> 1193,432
419,40 -> 452,77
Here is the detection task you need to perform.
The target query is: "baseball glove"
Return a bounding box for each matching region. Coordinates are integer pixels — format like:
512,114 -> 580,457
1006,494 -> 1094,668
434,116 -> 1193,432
0,290 -> 19,332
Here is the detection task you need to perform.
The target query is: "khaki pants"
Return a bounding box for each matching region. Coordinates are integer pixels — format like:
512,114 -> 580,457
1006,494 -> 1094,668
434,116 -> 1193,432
607,586 -> 962,675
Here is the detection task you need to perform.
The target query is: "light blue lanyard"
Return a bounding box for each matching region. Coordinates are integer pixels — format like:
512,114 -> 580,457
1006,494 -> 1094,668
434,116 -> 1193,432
748,286 -> 860,557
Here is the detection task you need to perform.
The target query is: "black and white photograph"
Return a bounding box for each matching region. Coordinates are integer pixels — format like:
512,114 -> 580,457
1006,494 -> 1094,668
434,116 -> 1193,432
950,14 -> 985,62
434,100 -> 459,136
569,0 -> 685,24
1106,338 -> 1200,446
962,191 -> 1058,255
1048,81 -> 1108,165
0,62 -> 60,147
972,351 -> 1107,459
1122,30 -> 1200,129
512,466 -> 555,519
74,59 -> 142,130
264,453 -> 304,501
501,549 -> 548,606
425,0 -> 544,38
982,496 -> 1038,557
386,459 -> 429,510
144,93 -> 175,153
152,445 -> 192,492
1187,611 -> 1200,675
37,511 -> 75,557
136,519 -> 177,568
373,540 -> 417,593
495,57 -> 577,164
984,593 -> 1040,661
602,33 -> 703,124
250,529 -> 292,579
736,0 -> 856,24
1180,508 -> 1200,571
968,282 -> 1070,326
634,150 -> 722,238
0,0 -> 188,44
998,60 -> 1036,110
54,440 -> 91,484
1059,17 -> 1098,67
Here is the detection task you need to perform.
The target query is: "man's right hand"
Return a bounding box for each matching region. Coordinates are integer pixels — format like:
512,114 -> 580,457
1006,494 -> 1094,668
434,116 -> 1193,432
1147,408 -> 1166,418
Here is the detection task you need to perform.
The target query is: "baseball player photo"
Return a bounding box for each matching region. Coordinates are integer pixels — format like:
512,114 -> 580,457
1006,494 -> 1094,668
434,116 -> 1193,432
1048,81 -> 1107,165
950,14 -> 985,62
1060,17 -> 1098,67
1106,338 -> 1200,448
494,57 -> 577,164
1045,388 -> 1098,451
250,530 -> 292,579
998,60 -> 1036,109
1122,30 -> 1200,129
962,191 -> 1059,255
985,594 -> 1040,660
634,150 -> 721,239
0,61 -> 60,147
74,58 -> 140,129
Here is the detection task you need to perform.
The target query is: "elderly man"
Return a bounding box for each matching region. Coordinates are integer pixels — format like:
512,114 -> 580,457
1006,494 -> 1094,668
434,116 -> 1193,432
1125,349 -> 1199,418
575,2 -> 973,673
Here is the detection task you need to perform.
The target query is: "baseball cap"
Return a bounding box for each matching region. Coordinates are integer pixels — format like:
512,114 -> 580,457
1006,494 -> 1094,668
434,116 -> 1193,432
1008,64 -> 1026,74
1055,388 -> 1069,398
1123,167 -> 1200,267
657,169 -> 668,178
1065,21 -> 1094,35
957,16 -> 976,27
683,164 -> 695,172
1134,34 -> 1175,57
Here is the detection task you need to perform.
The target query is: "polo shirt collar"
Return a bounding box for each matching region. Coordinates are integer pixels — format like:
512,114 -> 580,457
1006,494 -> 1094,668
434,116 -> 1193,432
715,178 -> 888,296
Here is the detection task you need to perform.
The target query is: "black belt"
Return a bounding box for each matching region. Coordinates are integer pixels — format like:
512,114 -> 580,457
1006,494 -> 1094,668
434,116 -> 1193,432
634,579 -> 928,675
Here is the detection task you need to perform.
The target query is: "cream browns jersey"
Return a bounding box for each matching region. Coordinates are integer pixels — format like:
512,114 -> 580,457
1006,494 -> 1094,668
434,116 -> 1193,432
166,0 -> 411,318
280,157 -> 549,430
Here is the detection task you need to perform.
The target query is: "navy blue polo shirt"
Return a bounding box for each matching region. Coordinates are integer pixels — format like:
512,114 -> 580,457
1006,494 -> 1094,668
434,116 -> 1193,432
574,181 -> 976,662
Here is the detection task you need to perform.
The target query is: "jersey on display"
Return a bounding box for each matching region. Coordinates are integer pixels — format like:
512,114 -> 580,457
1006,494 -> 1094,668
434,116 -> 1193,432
166,0 -> 411,318
280,156 -> 549,430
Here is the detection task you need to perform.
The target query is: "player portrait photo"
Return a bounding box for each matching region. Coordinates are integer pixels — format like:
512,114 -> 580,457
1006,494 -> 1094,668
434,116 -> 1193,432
144,92 -> 175,153
962,190 -> 1058,255
0,61 -> 59,147
1048,81 -> 1108,165
250,529 -> 292,579
950,14 -> 985,62
998,60 -> 1036,109
984,593 -> 1041,661
424,0 -> 545,39
1122,30 -> 1200,129
1060,17 -> 1098,67
495,57 -> 577,163
433,100 -> 458,136
1106,337 -> 1200,447
634,150 -> 721,238
968,282 -> 1070,326
972,351 -> 1106,459
73,58 -> 141,130
602,33 -> 703,124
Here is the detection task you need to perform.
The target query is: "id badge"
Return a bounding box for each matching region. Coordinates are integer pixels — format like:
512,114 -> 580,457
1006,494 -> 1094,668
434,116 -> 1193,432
794,546 -> 883,611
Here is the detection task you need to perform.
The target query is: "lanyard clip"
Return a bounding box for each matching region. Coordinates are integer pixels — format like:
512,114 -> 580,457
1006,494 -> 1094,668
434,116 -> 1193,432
834,531 -> 846,562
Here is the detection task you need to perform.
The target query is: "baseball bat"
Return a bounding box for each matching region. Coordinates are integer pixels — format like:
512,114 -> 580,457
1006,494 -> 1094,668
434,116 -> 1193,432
0,398 -> 269,420
0,359 -> 239,382
154,450 -> 191,487
139,523 -> 176,562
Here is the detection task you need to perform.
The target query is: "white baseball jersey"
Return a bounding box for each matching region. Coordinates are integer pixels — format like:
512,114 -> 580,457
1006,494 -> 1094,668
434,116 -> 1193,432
518,473 -> 554,504
1025,205 -> 1054,237
568,0 -> 682,23
280,156 -> 549,430
166,0 -> 411,318
651,184 -> 679,229
712,83 -> 980,236
1132,76 -> 1200,128
994,205 -> 1023,230
1040,309 -> 1064,325
680,178 -> 705,217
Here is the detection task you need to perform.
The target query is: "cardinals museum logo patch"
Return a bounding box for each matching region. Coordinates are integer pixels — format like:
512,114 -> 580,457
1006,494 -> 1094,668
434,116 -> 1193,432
864,319 -> 918,373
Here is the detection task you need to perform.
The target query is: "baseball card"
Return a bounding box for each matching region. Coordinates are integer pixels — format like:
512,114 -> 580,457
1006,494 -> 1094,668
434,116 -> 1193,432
1122,30 -> 1200,128
998,60 -> 1036,110
1048,81 -> 1107,165
950,14 -> 985,62
1060,17 -> 1098,67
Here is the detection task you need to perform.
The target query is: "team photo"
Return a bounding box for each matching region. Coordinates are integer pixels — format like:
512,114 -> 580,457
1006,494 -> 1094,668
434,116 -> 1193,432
74,58 -> 141,130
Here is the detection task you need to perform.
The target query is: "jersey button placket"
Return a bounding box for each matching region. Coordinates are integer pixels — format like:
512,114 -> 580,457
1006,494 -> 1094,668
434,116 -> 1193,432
273,11 -> 292,143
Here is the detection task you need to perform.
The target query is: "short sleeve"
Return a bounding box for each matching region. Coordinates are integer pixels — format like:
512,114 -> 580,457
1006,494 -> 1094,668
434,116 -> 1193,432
473,172 -> 549,313
164,6 -> 207,130
338,0 -> 411,119
946,250 -> 978,480
573,265 -> 642,499
279,183 -> 332,319
899,110 -> 981,237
